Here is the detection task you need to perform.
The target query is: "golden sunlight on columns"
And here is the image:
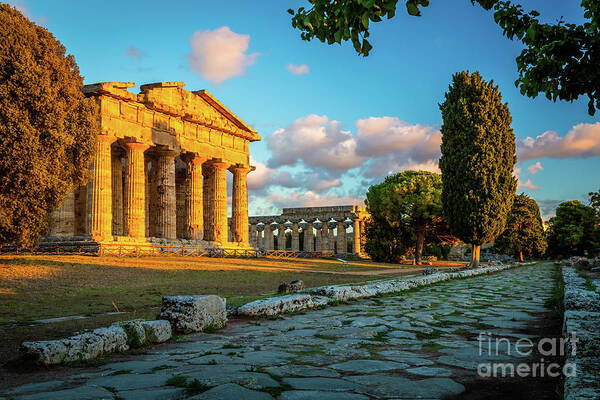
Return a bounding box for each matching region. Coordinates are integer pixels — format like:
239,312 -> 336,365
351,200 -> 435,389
122,141 -> 149,239
207,160 -> 228,244
111,149 -> 124,236
304,220 -> 314,252
154,149 -> 177,239
291,220 -> 300,251
230,164 -> 253,244
257,226 -> 264,248
86,135 -> 114,240
202,164 -> 213,241
336,220 -> 347,254
183,153 -> 206,240
353,219 -> 362,255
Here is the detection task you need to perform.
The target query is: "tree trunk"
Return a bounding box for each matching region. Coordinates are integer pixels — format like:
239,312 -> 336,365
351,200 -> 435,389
470,244 -> 480,268
415,229 -> 425,265
519,250 -> 523,262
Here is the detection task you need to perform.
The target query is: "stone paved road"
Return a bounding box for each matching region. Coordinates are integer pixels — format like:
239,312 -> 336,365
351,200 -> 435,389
2,264 -> 558,400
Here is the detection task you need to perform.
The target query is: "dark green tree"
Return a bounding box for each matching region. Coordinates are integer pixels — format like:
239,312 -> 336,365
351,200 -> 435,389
439,71 -> 517,267
589,187 -> 600,215
0,5 -> 97,246
493,194 -> 547,261
289,0 -> 600,115
547,200 -> 599,257
365,170 -> 444,264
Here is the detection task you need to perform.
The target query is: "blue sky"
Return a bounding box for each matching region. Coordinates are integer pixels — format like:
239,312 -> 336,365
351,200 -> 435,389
8,0 -> 599,218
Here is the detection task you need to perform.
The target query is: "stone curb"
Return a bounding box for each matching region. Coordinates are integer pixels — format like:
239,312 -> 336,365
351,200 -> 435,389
561,266 -> 600,400
236,262 -> 527,317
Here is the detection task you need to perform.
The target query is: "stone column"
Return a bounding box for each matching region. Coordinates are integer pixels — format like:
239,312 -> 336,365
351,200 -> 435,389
206,160 -> 228,244
328,224 -> 335,252
144,158 -> 150,237
202,164 -> 213,241
257,226 -> 264,248
291,221 -> 300,251
154,149 -> 177,239
353,219 -> 362,255
249,223 -> 257,247
230,164 -> 252,245
183,154 -> 205,240
336,220 -> 347,254
315,222 -> 322,251
304,220 -> 314,252
111,149 -> 124,236
74,185 -> 87,236
321,224 -> 329,253
264,223 -> 273,249
87,135 -> 114,240
122,141 -> 149,239
278,221 -> 286,250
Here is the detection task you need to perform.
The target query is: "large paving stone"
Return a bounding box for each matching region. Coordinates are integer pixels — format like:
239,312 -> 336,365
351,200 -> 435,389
189,383 -> 274,400
328,359 -> 409,373
5,381 -> 64,395
282,377 -> 364,391
186,371 -> 280,390
280,391 -> 369,400
406,366 -> 452,377
264,365 -> 340,378
18,385 -> 116,400
117,386 -> 187,400
86,373 -> 168,391
344,374 -> 466,399
158,295 -> 227,333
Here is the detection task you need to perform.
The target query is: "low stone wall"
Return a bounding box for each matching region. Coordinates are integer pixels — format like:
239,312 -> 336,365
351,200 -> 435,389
561,266 -> 600,400
237,262 -> 520,317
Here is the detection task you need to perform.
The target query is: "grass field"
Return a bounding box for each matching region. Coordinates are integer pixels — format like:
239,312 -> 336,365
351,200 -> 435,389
0,254 -> 465,365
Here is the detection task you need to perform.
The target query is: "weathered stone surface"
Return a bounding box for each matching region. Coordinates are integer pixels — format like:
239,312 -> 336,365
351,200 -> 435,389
18,385 -> 116,400
88,325 -> 129,353
117,320 -> 148,348
189,383 -> 274,400
278,280 -> 305,294
118,386 -> 187,400
237,294 -> 316,317
329,359 -> 409,373
280,391 -> 368,400
141,320 -> 172,343
158,295 -> 227,333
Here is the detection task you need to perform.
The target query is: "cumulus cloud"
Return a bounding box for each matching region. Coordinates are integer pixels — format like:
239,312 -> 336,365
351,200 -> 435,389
517,122 -> 600,161
527,161 -> 544,175
188,27 -> 259,84
518,179 -> 540,191
535,199 -> 563,219
267,115 -> 364,170
286,63 -> 310,75
126,45 -> 145,60
267,191 -> 365,210
354,117 -> 441,178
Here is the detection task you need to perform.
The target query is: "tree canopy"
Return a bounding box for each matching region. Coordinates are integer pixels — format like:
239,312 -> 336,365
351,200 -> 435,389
589,187 -> 600,215
289,0 -> 600,115
0,4 -> 97,246
547,200 -> 599,257
493,194 -> 547,261
439,71 -> 517,267
365,170 -> 447,264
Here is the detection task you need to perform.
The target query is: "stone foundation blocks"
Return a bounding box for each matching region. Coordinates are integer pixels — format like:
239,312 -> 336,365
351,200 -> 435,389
141,320 -> 172,343
158,295 -> 227,333
237,294 -> 318,317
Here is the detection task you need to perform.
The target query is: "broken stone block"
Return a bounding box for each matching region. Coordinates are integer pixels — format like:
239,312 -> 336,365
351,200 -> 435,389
20,340 -> 68,365
278,279 -> 305,294
158,295 -> 227,333
237,294 -> 316,317
91,325 -> 129,353
114,320 -> 147,348
141,320 -> 172,343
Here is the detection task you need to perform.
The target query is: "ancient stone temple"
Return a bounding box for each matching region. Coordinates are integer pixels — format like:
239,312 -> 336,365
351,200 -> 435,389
248,206 -> 370,256
47,82 -> 259,248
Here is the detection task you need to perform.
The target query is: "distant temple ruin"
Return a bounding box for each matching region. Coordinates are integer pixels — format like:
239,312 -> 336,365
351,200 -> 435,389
47,82 -> 259,249
249,206 -> 370,256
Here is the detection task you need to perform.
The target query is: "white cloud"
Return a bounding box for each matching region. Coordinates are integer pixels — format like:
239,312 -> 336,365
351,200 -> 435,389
126,45 -> 145,60
518,179 -> 539,191
286,63 -> 310,75
517,122 -> 600,161
267,115 -> 364,170
188,27 -> 259,84
527,161 -> 544,175
267,191 -> 364,210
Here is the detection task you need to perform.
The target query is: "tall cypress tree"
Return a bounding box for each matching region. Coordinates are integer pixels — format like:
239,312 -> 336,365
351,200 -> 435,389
439,71 -> 517,267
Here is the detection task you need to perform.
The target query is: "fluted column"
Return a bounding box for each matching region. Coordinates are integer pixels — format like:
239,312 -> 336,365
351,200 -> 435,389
304,220 -> 314,251
328,225 -> 335,252
230,164 -> 252,244
278,222 -> 286,250
265,223 -> 273,249
291,221 -> 300,251
154,149 -> 177,239
257,226 -> 264,248
111,149 -> 124,236
206,160 -> 228,243
122,141 -> 149,238
183,154 -> 205,240
249,223 -> 257,247
87,135 -> 114,240
315,223 -> 322,251
353,219 -> 362,255
202,164 -> 213,241
321,224 -> 329,253
336,220 -> 347,254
